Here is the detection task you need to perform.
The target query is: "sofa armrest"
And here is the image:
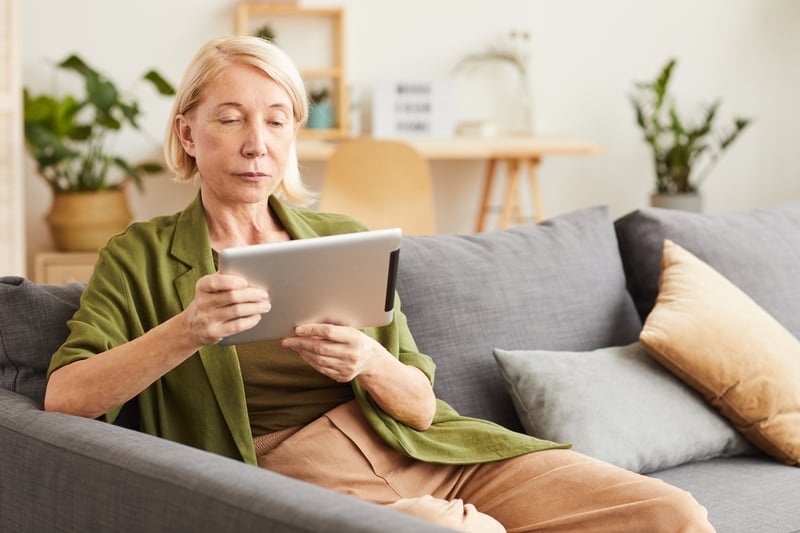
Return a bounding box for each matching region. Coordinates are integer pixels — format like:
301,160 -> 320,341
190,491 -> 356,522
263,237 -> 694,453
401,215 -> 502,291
0,388 -> 453,533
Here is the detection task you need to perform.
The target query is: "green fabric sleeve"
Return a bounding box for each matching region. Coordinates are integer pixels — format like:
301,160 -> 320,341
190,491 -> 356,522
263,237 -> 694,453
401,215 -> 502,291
354,294 -> 569,465
47,244 -> 142,425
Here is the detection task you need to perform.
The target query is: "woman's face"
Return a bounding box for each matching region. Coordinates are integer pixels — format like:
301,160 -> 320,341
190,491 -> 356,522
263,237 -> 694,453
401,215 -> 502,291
175,63 -> 297,208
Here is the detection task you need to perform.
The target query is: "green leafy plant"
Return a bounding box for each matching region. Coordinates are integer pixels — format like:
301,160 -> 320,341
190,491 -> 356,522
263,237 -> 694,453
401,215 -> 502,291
630,58 -> 752,194
254,24 -> 276,43
308,86 -> 330,106
23,54 -> 175,193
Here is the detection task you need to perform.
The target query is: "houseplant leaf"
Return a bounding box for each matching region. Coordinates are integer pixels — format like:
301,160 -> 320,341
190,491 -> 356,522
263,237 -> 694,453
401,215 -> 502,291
143,70 -> 177,96
631,58 -> 753,197
23,53 -> 176,194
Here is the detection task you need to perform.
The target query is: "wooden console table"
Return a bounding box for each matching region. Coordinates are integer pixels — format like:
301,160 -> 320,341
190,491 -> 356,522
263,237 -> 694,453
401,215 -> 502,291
297,135 -> 603,231
35,252 -> 98,284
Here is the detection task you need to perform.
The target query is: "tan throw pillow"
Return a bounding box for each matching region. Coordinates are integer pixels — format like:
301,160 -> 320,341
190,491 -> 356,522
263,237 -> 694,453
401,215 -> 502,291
640,240 -> 800,466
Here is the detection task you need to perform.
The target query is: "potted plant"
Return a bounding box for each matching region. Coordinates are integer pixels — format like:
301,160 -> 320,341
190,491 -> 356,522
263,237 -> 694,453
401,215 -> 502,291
630,58 -> 752,211
23,54 -> 175,251
254,24 -> 276,43
307,86 -> 333,130
453,29 -> 534,134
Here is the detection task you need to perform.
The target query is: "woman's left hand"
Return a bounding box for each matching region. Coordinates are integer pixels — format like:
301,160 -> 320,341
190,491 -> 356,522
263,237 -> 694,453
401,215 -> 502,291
281,323 -> 436,430
281,323 -> 381,383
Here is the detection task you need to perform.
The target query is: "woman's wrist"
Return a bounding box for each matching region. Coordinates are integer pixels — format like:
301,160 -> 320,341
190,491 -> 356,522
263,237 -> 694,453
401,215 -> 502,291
357,347 -> 436,431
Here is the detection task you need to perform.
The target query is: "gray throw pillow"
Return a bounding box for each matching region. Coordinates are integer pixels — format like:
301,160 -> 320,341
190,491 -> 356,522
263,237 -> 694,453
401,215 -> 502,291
493,342 -> 756,473
614,202 -> 800,337
0,276 -> 84,406
397,206 -> 642,431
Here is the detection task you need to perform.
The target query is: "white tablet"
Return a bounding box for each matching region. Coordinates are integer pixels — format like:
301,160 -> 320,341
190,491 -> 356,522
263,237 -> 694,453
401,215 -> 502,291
217,228 -> 402,345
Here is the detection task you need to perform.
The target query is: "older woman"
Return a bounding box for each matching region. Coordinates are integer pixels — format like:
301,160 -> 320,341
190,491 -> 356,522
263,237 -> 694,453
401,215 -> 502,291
46,36 -> 715,533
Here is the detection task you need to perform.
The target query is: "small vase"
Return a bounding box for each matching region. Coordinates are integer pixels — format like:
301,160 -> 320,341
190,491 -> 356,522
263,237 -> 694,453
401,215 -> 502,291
649,192 -> 703,213
47,189 -> 133,251
511,74 -> 534,135
307,103 -> 334,129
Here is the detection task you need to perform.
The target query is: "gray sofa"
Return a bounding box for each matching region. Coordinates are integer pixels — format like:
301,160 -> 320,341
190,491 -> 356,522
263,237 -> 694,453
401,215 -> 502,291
2,203 -> 799,532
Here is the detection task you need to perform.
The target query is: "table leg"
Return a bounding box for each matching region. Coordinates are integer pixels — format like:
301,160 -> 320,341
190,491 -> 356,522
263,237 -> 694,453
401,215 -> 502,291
527,156 -> 545,222
477,156 -> 546,231
475,158 -> 498,233
500,159 -> 521,229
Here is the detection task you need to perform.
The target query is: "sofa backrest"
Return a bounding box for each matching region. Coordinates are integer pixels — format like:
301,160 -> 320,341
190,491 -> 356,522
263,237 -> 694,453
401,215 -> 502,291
0,276 -> 84,406
615,202 -> 800,337
397,206 -> 642,431
1,206 -> 643,434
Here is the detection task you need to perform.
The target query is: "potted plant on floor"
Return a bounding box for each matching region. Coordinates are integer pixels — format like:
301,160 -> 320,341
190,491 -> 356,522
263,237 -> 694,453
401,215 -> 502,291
23,54 -> 175,251
630,58 -> 752,211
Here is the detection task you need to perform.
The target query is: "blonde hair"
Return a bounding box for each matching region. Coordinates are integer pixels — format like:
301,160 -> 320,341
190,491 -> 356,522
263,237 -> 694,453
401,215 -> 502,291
164,35 -> 315,206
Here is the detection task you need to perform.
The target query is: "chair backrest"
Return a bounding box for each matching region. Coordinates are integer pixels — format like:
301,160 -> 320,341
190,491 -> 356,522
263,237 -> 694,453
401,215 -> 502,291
320,139 -> 436,235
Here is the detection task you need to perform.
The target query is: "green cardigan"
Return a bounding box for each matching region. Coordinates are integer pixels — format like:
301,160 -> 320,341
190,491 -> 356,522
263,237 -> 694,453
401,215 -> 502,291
49,194 -> 565,465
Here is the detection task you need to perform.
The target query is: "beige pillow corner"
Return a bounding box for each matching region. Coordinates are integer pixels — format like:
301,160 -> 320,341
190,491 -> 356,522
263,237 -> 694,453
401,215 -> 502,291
640,239 -> 800,466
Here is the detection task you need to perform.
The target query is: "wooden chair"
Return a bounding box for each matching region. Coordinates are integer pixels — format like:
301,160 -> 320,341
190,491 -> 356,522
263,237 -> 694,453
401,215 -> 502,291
319,139 -> 436,235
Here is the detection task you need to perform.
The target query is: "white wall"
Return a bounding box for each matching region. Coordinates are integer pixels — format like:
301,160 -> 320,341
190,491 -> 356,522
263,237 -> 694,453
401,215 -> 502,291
1,0 -> 25,276
21,0 -> 800,272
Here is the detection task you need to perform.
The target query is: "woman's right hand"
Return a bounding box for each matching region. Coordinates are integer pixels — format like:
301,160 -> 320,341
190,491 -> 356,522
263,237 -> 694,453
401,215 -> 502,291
45,273 -> 270,418
184,273 -> 271,346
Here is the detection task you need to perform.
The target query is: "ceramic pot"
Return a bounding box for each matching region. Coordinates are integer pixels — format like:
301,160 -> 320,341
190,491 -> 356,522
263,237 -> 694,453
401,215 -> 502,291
307,102 -> 333,129
650,192 -> 703,213
46,189 -> 132,251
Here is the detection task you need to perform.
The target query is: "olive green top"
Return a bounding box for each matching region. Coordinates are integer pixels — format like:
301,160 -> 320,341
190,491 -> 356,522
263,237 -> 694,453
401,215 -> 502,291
49,193 -> 566,465
236,340 -> 354,435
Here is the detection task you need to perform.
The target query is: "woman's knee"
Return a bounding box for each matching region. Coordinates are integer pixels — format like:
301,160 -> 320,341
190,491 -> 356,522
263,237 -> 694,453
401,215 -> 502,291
387,495 -> 506,533
453,450 -> 715,532
651,482 -> 715,533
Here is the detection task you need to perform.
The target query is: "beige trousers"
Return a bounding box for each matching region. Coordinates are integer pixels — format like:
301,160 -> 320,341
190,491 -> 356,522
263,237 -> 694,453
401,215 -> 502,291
254,401 -> 715,533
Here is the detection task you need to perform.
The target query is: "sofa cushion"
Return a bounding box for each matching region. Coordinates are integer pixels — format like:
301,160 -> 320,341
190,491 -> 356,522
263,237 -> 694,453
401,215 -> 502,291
0,276 -> 84,406
648,456 -> 800,533
640,241 -> 800,466
615,202 -> 800,337
493,342 -> 754,474
397,206 -> 642,430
